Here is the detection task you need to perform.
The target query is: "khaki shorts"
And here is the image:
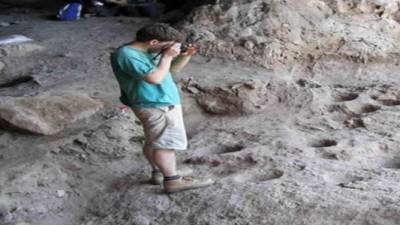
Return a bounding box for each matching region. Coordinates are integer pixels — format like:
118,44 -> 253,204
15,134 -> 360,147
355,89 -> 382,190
132,105 -> 188,151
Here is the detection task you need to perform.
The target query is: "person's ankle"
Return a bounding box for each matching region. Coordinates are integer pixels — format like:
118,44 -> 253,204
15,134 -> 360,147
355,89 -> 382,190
164,175 -> 181,182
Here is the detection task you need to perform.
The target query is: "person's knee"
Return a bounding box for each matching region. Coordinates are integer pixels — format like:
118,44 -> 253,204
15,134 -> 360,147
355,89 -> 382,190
153,149 -> 175,160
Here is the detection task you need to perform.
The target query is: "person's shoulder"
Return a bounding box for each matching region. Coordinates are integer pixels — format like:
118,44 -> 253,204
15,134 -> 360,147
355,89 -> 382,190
116,45 -> 131,55
118,45 -> 139,54
121,46 -> 150,59
112,46 -> 135,60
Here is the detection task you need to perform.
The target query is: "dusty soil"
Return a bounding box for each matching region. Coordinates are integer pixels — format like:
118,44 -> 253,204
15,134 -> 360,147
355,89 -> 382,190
1,2 -> 400,225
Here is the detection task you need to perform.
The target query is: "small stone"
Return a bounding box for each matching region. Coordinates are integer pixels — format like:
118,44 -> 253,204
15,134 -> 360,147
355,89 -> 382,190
0,61 -> 4,72
57,190 -> 66,198
134,215 -> 151,225
393,11 -> 400,23
37,181 -> 46,187
51,148 -> 61,154
0,22 -> 11,27
83,221 -> 96,225
15,222 -> 30,225
62,162 -> 82,171
79,154 -> 87,161
0,206 -> 7,220
42,164 -> 50,169
243,80 -> 257,89
186,86 -> 201,94
83,13 -> 93,18
243,40 -> 255,51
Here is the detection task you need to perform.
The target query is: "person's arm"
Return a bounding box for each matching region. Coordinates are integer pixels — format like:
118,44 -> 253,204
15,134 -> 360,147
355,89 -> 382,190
170,45 -> 197,74
143,56 -> 173,84
143,43 -> 180,84
170,55 -> 191,74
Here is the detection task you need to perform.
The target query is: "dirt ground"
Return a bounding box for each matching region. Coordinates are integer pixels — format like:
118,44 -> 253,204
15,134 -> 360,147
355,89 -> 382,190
1,3 -> 400,225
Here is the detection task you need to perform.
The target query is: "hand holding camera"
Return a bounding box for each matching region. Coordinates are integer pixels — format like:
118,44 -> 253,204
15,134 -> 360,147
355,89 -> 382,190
163,43 -> 181,58
155,42 -> 198,60
180,43 -> 197,56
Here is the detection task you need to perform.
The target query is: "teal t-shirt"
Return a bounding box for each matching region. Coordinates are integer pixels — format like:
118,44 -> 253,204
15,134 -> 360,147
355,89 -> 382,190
110,45 -> 181,108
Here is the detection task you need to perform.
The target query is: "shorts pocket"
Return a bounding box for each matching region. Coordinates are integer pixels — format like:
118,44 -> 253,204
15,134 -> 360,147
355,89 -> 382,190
134,108 -> 165,123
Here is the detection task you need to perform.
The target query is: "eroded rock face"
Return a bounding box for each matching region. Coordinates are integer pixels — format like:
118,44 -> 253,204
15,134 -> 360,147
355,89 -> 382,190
197,80 -> 270,115
79,74 -> 400,225
179,0 -> 400,67
335,0 -> 399,18
0,92 -> 103,135
182,79 -> 292,115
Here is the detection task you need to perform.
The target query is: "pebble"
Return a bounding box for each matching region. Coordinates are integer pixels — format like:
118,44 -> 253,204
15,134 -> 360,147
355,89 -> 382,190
0,21 -> 18,27
0,22 -> 11,27
57,190 -> 66,198
0,61 -> 4,72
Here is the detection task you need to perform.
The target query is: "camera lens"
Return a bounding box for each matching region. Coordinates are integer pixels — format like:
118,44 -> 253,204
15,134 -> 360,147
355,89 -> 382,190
180,45 -> 188,53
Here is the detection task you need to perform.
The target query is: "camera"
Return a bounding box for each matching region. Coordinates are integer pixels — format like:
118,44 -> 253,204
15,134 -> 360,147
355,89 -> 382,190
180,44 -> 189,53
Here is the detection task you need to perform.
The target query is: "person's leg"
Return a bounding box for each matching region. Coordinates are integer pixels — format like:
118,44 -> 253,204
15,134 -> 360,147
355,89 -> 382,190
143,145 -> 158,170
152,149 -> 178,177
132,108 -> 165,171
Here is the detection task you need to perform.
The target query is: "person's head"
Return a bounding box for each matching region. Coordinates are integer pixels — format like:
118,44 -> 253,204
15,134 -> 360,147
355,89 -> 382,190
135,23 -> 185,52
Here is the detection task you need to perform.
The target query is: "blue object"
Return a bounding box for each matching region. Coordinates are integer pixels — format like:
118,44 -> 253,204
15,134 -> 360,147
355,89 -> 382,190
57,3 -> 83,21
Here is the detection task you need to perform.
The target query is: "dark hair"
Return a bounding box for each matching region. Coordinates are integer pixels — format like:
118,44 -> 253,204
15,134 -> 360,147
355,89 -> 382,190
136,23 -> 185,43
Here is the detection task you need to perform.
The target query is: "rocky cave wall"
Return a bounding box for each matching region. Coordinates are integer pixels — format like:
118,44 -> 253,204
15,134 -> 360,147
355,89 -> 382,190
178,0 -> 400,68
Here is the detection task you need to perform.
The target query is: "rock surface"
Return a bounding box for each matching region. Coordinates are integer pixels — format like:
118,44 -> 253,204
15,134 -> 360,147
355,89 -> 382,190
179,0 -> 400,67
0,61 -> 4,73
0,92 -> 103,135
0,43 -> 43,58
1,3 -> 400,225
190,79 -> 270,114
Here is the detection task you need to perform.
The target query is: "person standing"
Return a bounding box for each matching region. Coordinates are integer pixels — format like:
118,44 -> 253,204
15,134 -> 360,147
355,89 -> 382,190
110,23 -> 214,193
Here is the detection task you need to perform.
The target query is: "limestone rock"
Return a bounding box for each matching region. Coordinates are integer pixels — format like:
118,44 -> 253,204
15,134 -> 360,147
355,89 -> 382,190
189,80 -> 282,115
0,92 -> 103,135
336,0 -> 400,19
178,0 -> 400,67
0,61 -> 4,73
0,43 -> 44,58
